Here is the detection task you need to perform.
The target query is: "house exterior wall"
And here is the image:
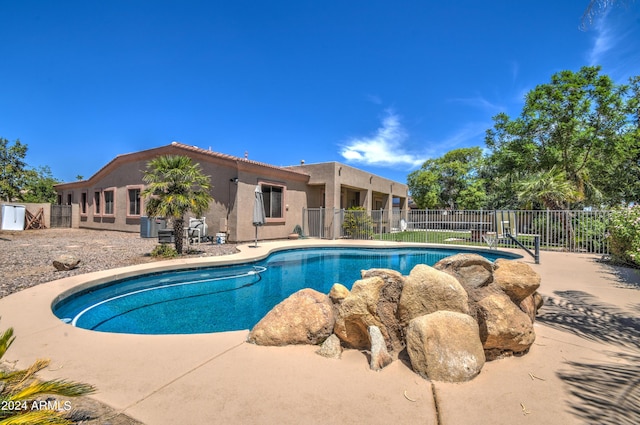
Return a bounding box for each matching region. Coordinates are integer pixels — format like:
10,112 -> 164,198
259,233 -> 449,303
289,162 -> 408,212
54,143 -> 408,243
228,160 -> 309,242
54,143 -> 311,242
305,185 -> 326,208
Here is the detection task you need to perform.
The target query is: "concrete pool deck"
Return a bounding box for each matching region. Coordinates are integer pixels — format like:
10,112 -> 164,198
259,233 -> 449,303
1,239 -> 639,424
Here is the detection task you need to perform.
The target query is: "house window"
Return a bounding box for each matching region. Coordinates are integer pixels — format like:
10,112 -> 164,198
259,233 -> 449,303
94,191 -> 101,215
81,192 -> 88,215
128,187 -> 141,216
104,190 -> 115,215
67,193 -> 73,205
262,184 -> 283,219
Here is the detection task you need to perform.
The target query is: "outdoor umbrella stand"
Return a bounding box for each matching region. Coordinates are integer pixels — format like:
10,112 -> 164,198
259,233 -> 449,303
252,185 -> 266,247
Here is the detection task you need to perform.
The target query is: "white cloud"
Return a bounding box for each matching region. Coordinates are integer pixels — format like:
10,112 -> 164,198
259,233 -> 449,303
585,6 -> 640,80
340,112 -> 427,168
448,95 -> 503,114
444,122 -> 488,146
428,121 -> 490,156
588,9 -> 616,66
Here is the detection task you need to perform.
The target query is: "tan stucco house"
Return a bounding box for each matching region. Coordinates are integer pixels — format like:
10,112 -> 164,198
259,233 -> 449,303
54,142 -> 408,242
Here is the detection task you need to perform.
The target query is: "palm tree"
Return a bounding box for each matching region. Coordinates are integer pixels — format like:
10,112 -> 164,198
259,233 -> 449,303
142,155 -> 213,254
516,167 -> 583,249
0,326 -> 95,424
516,167 -> 582,210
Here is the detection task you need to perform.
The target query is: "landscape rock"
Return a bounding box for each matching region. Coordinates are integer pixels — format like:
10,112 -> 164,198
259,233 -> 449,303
519,291 -> 544,323
316,334 -> 343,359
333,276 -> 383,350
368,325 -> 393,371
247,289 -> 335,346
406,311 -> 485,382
360,268 -> 405,351
474,286 -> 536,357
397,264 -> 470,326
493,259 -> 541,304
433,253 -> 494,289
53,254 -> 81,271
247,255 -> 543,381
328,283 -> 350,304
334,272 -> 404,352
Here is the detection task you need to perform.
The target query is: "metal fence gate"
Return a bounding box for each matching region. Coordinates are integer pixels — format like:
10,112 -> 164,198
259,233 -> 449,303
51,205 -> 72,228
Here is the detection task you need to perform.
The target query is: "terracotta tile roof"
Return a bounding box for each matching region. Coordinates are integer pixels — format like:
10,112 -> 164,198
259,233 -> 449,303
55,142 -> 308,188
169,142 -> 309,176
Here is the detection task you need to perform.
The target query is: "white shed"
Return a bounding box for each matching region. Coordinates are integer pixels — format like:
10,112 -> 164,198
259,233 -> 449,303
1,204 -> 26,231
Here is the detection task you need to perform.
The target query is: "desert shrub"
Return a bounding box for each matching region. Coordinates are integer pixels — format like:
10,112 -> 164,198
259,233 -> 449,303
342,206 -> 374,239
608,206 -> 640,267
574,214 -> 609,253
151,243 -> 178,258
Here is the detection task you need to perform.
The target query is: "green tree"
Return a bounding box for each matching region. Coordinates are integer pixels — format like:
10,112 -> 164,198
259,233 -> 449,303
407,147 -> 486,209
485,66 -> 639,208
407,166 -> 440,209
142,155 -> 213,254
21,166 -> 60,203
0,138 -> 28,202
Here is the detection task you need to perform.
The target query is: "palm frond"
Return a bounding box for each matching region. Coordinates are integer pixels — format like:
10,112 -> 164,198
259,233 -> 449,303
0,327 -> 15,360
0,409 -> 72,425
0,360 -> 49,390
10,380 -> 95,401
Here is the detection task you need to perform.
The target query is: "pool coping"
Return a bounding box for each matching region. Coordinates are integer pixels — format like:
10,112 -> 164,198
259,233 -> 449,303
1,239 -> 638,425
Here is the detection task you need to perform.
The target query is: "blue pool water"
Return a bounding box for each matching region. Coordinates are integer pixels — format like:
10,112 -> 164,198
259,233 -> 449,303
53,247 -> 517,335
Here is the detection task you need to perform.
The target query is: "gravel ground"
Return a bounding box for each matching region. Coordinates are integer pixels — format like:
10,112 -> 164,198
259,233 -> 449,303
0,228 -> 239,299
0,228 -> 239,425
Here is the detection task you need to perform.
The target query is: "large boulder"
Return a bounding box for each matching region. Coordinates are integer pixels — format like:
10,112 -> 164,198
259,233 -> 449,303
406,311 -> 485,382
519,291 -> 544,323
474,285 -> 536,358
334,270 -> 405,352
492,259 -> 541,304
433,253 -> 494,289
248,289 -> 335,346
398,264 -> 470,326
334,276 -> 386,350
360,268 -> 404,350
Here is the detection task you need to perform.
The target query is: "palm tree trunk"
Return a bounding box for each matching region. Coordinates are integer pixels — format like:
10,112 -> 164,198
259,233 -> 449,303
174,218 -> 185,254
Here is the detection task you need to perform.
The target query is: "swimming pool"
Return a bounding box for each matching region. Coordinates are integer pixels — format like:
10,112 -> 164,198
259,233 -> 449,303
53,247 -> 519,334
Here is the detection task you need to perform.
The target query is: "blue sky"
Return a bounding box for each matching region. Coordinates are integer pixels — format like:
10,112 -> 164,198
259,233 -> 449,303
1,1 -> 639,185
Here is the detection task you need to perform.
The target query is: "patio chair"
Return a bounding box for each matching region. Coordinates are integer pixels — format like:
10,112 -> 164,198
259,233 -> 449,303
187,217 -> 208,244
